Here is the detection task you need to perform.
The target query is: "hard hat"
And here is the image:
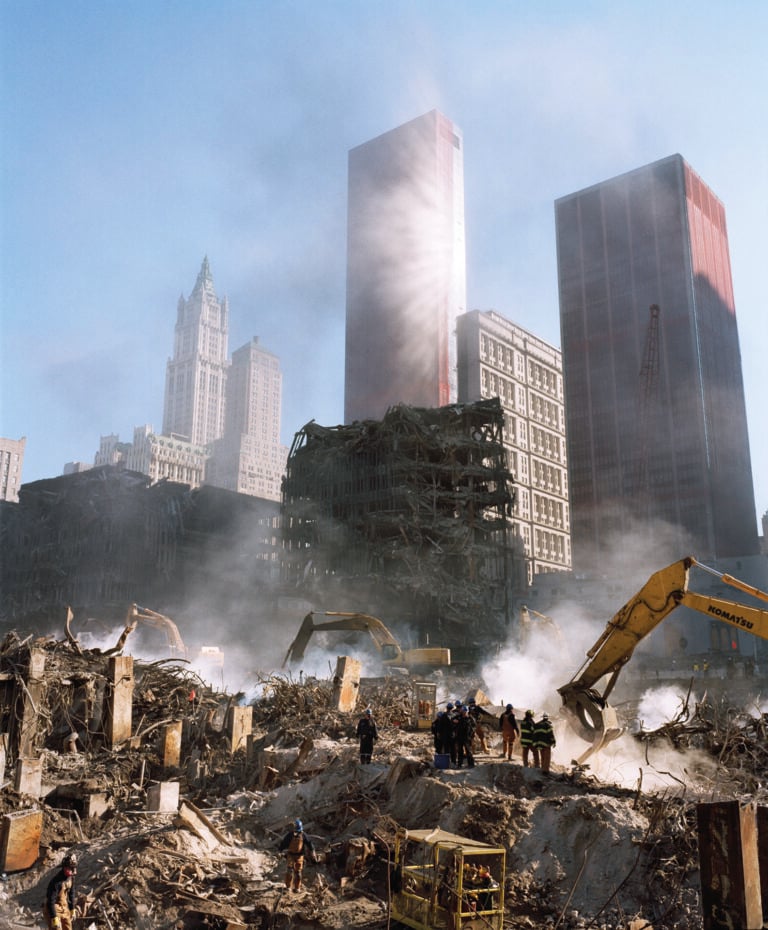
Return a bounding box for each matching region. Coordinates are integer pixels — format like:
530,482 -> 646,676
542,713 -> 549,720
506,703 -> 513,710
62,853 -> 77,871
525,709 -> 534,716
365,708 -> 372,715
468,698 -> 476,705
446,702 -> 454,710
294,819 -> 303,831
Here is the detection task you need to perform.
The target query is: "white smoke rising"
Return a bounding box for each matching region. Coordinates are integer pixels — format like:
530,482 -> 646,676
635,684 -> 693,731
480,596 -> 727,791
481,600 -> 604,714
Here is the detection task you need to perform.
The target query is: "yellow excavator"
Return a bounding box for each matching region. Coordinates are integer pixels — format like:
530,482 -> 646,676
282,611 -> 451,672
558,555 -> 768,763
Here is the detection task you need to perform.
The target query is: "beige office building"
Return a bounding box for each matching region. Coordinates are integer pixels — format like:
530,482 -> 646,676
207,338 -> 287,501
457,310 -> 571,583
0,436 -> 26,502
126,426 -> 208,488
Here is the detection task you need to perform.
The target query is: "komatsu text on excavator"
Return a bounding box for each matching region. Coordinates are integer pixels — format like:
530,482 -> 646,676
558,556 -> 768,763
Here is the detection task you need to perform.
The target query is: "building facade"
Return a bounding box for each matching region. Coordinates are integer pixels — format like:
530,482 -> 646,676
457,310 -> 571,583
344,109 -> 466,422
206,337 -> 287,501
0,466 -> 282,630
282,399 -> 515,651
556,154 -> 758,571
92,428 -> 208,489
126,426 -> 208,488
162,257 -> 229,447
0,436 -> 25,502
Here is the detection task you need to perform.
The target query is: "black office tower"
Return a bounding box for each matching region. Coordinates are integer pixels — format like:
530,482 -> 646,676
556,154 -> 757,571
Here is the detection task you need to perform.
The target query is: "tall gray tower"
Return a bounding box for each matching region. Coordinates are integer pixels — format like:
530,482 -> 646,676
344,110 -> 466,422
555,155 -> 758,570
162,257 -> 229,447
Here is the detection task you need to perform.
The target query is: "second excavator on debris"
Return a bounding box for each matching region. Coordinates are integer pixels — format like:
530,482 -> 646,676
283,611 -> 451,673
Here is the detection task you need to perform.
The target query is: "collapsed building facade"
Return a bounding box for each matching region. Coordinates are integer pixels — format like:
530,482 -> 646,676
0,466 -> 281,635
281,398 -> 522,656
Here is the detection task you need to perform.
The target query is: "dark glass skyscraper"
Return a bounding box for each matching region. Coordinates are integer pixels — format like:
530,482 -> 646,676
344,110 -> 466,423
556,154 -> 757,570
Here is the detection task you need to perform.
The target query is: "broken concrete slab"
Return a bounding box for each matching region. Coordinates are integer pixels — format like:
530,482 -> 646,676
14,757 -> 43,799
146,781 -> 180,812
331,656 -> 362,712
1,808 -> 43,872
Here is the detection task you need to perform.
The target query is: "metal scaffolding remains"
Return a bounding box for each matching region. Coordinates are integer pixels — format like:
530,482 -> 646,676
281,398 -> 518,649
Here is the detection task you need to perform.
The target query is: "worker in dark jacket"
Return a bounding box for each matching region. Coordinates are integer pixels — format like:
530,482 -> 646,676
455,706 -> 476,768
431,711 -> 446,753
356,707 -> 379,764
279,819 -> 316,892
534,713 -> 556,773
467,698 -> 489,753
499,704 -> 519,760
520,710 -> 539,767
43,853 -> 77,930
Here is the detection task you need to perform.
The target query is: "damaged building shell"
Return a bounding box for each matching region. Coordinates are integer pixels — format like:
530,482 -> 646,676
281,398 -> 521,651
0,466 -> 281,632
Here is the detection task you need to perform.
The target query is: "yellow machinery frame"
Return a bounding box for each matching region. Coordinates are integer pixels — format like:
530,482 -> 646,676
391,827 -> 506,930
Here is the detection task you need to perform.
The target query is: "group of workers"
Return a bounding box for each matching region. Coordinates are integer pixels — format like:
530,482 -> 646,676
432,700 -> 556,773
430,698 -> 488,768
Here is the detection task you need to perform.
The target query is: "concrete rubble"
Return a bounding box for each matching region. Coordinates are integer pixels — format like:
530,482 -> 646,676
3,633 -> 768,929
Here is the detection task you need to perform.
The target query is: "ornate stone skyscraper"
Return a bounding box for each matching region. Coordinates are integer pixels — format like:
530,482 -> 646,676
556,155 -> 758,569
344,110 -> 466,422
162,257 -> 229,447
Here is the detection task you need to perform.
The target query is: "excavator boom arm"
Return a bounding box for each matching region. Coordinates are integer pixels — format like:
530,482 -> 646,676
282,611 -> 403,667
564,558 -> 689,692
558,556 -> 768,760
281,611 -> 450,669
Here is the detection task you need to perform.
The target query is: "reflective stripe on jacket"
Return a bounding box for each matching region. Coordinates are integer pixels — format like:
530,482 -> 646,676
520,716 -> 536,747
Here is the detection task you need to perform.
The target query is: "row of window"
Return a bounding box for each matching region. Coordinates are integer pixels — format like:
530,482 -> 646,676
480,334 -> 526,378
527,359 -> 563,399
533,528 -> 570,563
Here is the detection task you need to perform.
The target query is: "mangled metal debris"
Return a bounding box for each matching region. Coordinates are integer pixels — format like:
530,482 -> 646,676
281,399 -> 518,651
5,634 -> 768,928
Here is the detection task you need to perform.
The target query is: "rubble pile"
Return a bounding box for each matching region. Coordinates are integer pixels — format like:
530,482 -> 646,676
3,637 -> 768,929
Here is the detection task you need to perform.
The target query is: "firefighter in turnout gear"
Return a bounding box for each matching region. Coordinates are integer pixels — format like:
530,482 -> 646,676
534,713 -> 556,773
43,853 -> 77,930
279,819 -> 316,892
455,706 -> 476,767
356,707 -> 379,764
520,710 -> 540,767
431,711 -> 445,753
499,703 -> 519,760
467,698 -> 489,752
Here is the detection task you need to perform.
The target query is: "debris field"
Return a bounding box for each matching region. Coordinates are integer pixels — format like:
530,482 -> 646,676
2,633 -> 768,930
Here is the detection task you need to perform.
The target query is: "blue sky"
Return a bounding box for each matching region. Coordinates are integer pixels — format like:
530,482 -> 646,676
1,1 -> 766,530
